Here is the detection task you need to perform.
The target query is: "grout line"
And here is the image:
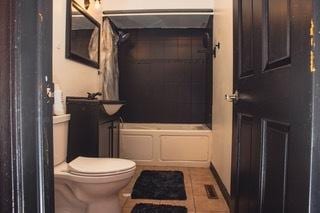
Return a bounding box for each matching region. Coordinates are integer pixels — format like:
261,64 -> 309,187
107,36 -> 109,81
188,168 -> 197,212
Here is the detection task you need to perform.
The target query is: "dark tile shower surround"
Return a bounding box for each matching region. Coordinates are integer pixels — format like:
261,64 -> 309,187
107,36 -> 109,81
119,29 -> 212,123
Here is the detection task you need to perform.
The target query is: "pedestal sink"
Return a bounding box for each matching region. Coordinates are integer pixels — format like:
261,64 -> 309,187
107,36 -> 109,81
100,100 -> 126,116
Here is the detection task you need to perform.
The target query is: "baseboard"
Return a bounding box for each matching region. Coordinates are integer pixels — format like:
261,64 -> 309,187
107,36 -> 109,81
135,161 -> 210,168
210,162 -> 231,209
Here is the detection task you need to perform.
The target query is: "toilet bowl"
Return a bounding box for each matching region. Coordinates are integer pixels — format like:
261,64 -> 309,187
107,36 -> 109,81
53,115 -> 136,213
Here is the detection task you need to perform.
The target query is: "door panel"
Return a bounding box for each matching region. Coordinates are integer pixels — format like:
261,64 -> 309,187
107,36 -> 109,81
237,114 -> 254,213
236,113 -> 261,213
260,120 -> 290,213
265,0 -> 291,69
232,0 -> 313,212
240,0 -> 255,77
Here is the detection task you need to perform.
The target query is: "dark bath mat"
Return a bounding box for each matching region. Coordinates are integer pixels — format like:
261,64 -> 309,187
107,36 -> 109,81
131,170 -> 187,200
131,203 -> 187,213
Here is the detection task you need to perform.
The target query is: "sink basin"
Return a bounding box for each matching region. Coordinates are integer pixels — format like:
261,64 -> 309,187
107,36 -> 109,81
102,104 -> 124,115
100,100 -> 126,116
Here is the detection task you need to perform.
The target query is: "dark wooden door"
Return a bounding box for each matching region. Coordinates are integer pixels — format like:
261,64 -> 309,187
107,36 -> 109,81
232,0 -> 314,212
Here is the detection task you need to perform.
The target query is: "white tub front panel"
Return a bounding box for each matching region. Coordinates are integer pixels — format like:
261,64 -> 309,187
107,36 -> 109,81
120,123 -> 212,167
160,135 -> 209,161
120,135 -> 153,161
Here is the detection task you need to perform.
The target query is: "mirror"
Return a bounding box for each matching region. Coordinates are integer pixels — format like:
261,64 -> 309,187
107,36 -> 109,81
66,0 -> 100,68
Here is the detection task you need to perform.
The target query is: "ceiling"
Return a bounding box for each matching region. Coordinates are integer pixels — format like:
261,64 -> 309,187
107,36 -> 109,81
106,14 -> 213,29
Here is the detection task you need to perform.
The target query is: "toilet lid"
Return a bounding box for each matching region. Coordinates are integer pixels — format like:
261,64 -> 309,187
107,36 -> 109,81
68,157 -> 136,176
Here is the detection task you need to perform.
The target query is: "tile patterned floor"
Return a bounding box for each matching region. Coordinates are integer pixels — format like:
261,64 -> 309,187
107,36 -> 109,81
119,166 -> 230,213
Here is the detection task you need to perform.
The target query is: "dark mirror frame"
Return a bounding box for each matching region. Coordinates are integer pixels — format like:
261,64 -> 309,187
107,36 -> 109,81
66,0 -> 101,68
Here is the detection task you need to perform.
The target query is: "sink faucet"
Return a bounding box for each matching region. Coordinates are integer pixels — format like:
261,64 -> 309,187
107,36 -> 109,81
87,92 -> 102,100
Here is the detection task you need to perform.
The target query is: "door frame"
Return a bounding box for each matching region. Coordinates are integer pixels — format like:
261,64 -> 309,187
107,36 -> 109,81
0,0 -> 54,212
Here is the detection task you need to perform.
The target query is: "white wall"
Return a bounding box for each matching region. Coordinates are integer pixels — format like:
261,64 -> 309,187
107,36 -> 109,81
211,0 -> 233,193
53,0 -> 102,98
102,0 -> 214,11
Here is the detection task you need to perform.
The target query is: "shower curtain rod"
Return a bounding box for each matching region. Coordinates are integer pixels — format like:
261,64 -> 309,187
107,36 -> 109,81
103,9 -> 214,16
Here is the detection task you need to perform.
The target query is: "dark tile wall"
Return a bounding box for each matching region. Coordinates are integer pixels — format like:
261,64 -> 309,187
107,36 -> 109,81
119,29 -> 212,123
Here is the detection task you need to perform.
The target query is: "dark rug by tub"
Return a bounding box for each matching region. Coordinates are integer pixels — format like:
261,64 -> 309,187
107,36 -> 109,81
131,170 -> 187,200
131,203 -> 187,213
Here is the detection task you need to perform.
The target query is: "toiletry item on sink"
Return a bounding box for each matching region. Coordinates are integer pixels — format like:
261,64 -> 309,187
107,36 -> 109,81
53,84 -> 65,115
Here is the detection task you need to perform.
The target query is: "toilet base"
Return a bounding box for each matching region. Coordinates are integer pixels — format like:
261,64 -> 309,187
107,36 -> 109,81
87,195 -> 120,213
55,189 -> 121,213
54,163 -> 136,213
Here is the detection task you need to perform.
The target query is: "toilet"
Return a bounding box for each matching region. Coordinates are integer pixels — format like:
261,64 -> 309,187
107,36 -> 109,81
53,114 -> 136,213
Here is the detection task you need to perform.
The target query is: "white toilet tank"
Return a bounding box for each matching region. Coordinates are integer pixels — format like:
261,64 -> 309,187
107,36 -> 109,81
53,114 -> 71,166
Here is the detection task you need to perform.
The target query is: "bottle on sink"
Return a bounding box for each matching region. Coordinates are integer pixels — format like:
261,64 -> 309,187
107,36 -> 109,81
53,84 -> 65,116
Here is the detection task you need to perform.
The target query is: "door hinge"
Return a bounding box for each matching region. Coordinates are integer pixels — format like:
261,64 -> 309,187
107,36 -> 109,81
310,19 -> 316,72
44,75 -> 54,104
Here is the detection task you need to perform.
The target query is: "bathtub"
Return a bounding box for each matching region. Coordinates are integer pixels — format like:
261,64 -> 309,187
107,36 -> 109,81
120,123 -> 212,167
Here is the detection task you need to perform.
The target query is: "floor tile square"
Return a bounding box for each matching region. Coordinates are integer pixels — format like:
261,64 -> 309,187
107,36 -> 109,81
191,173 -> 216,185
160,199 -> 195,212
194,196 -> 228,212
124,198 -> 161,209
192,183 -> 211,197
